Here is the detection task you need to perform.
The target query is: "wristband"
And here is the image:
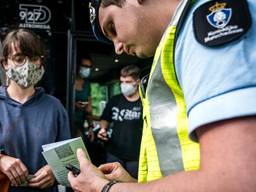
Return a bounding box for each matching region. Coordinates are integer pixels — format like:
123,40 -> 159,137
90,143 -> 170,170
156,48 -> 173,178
101,180 -> 119,192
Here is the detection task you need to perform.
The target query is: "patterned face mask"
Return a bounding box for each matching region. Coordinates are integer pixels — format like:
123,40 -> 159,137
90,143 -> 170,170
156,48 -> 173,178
6,61 -> 45,88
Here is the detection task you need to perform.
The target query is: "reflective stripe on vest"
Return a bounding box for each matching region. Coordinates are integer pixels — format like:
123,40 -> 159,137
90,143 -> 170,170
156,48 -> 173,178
138,0 -> 200,182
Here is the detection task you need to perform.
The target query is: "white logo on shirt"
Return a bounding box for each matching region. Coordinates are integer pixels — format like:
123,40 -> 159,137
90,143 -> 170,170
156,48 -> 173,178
112,107 -> 141,122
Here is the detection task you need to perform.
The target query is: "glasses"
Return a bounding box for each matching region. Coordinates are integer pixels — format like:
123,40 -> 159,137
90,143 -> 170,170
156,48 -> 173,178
8,54 -> 44,66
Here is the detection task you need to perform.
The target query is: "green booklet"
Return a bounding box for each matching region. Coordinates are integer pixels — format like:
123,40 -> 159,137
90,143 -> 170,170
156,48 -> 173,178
42,137 -> 90,187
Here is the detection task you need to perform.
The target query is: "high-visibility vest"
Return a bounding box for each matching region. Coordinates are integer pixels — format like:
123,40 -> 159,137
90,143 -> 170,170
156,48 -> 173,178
138,0 -> 200,182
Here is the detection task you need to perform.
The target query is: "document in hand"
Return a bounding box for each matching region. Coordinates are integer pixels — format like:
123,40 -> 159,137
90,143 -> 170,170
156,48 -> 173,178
42,137 -> 90,187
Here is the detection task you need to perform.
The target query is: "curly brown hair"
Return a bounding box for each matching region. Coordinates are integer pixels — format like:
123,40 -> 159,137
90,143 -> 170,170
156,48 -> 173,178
0,28 -> 44,67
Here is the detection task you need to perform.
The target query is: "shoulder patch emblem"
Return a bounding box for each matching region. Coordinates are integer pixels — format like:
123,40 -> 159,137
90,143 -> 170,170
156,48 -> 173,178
193,0 -> 252,47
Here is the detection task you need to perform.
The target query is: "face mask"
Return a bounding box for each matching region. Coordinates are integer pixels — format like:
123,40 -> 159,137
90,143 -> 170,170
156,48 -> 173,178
6,61 -> 45,88
120,83 -> 137,97
79,67 -> 91,78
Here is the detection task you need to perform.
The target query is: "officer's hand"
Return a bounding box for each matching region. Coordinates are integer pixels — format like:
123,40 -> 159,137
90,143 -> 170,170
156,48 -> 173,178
68,149 -> 108,192
99,162 -> 137,182
28,165 -> 55,189
0,155 -> 28,186
97,128 -> 108,141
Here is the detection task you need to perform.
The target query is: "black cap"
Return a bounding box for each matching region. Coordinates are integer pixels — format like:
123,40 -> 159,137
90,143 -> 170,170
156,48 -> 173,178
89,0 -> 112,44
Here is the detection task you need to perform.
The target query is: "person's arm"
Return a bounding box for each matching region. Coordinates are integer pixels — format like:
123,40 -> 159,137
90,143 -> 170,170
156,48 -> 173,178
68,116 -> 256,192
85,97 -> 93,127
98,98 -> 112,141
85,97 -> 95,141
97,120 -> 109,141
110,116 -> 256,192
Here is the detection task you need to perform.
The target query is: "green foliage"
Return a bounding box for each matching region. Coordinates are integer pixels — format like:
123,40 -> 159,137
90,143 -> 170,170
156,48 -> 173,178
109,80 -> 121,98
91,83 -> 107,116
90,81 -> 121,117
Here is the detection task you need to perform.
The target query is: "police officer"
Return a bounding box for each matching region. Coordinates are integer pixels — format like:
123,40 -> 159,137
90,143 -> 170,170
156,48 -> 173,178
68,0 -> 256,191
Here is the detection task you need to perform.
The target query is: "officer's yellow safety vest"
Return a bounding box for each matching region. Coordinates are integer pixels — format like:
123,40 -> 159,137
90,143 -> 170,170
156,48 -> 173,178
138,0 -> 200,182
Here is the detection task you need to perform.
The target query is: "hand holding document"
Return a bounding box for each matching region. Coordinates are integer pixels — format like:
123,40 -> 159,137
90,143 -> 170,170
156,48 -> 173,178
42,137 -> 90,187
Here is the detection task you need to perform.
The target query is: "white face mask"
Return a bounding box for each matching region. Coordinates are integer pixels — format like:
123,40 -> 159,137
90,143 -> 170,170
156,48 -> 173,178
6,61 -> 45,88
79,67 -> 91,78
120,83 -> 137,96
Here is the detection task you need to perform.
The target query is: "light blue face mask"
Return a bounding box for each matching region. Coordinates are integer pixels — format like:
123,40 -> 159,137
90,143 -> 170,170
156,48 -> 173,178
120,83 -> 137,96
79,67 -> 91,78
